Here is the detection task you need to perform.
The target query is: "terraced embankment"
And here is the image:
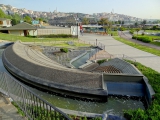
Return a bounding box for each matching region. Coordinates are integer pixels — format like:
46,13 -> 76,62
2,41 -> 108,101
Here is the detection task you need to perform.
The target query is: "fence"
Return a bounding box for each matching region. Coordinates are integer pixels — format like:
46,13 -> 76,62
0,72 -> 71,120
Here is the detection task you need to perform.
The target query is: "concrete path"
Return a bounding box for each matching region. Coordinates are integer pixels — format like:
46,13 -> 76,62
79,33 -> 160,73
0,93 -> 26,120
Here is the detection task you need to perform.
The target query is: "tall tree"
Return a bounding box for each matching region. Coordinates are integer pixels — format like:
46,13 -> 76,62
82,17 -> 89,25
0,9 -> 6,18
135,22 -> 138,27
98,18 -> 109,26
24,16 -> 32,24
142,20 -> 147,25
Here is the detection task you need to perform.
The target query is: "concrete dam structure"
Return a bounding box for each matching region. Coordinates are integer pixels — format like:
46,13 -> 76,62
2,41 -> 155,103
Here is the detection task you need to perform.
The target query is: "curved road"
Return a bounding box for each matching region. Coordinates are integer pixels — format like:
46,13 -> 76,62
79,33 -> 160,73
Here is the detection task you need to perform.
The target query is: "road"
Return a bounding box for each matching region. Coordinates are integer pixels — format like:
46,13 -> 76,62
79,33 -> 160,73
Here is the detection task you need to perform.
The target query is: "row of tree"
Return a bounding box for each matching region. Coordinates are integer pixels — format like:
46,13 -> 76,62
0,8 -> 46,25
82,17 -> 124,25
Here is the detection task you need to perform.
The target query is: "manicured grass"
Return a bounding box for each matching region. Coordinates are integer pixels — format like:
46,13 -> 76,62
133,35 -> 160,46
108,31 -> 118,36
151,41 -> 160,46
124,61 -> 160,120
145,30 -> 160,33
51,42 -> 91,48
113,36 -> 160,56
0,33 -> 77,42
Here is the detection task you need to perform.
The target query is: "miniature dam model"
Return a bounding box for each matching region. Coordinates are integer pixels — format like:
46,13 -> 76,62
2,41 -> 155,104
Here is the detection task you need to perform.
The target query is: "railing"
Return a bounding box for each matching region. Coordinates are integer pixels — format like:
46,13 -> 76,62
0,72 -> 72,120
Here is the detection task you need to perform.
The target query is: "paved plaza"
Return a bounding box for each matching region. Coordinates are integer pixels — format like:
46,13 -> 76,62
79,33 -> 160,73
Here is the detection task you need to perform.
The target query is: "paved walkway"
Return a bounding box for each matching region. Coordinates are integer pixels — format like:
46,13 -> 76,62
0,93 -> 26,120
79,33 -> 160,73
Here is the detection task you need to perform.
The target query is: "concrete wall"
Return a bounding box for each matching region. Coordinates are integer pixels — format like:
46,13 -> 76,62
9,30 -> 37,36
29,30 -> 37,36
10,30 -> 24,36
103,73 -> 143,82
37,28 -> 71,35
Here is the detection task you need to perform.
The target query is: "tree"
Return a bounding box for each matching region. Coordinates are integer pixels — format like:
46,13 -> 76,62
141,20 -> 147,32
118,20 -> 121,24
135,22 -> 138,27
11,18 -> 19,25
98,18 -> 108,25
82,17 -> 89,25
104,22 -> 112,33
142,20 -> 146,25
135,28 -> 141,40
24,16 -> 32,24
0,9 -> 6,18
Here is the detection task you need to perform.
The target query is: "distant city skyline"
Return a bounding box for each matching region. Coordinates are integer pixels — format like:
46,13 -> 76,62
0,0 -> 160,19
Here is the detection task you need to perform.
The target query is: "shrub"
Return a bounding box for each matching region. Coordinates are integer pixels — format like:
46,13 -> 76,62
132,36 -> 152,43
120,27 -> 125,31
38,34 -> 72,38
129,30 -> 134,34
141,32 -> 145,36
97,59 -> 106,65
60,48 -> 68,53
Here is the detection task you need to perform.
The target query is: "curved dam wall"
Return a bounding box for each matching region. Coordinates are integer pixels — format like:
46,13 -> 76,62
2,41 -> 107,101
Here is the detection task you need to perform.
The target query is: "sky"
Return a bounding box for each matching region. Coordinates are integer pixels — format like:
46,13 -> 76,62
1,0 -> 160,19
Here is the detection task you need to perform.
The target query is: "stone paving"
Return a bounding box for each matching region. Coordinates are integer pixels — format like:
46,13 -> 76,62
79,33 -> 160,73
0,93 -> 26,120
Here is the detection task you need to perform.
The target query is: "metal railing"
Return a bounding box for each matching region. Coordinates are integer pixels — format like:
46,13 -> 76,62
0,72 -> 72,120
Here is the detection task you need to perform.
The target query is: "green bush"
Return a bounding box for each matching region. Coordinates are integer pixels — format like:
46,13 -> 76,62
120,27 -> 126,31
97,59 -> 106,65
132,36 -> 152,43
60,48 -> 68,53
129,30 -> 134,34
38,34 -> 72,38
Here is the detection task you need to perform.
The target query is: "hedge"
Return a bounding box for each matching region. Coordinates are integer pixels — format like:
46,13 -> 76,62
38,34 -> 73,38
132,36 -> 152,43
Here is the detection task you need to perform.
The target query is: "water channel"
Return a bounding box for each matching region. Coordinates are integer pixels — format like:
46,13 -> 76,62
0,48 -> 145,116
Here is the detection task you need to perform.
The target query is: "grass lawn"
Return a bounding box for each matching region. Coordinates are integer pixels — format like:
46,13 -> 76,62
0,33 -> 92,48
145,30 -> 160,33
113,36 -> 160,56
151,41 -> 160,46
108,31 -> 118,36
124,61 -> 160,120
41,41 -> 91,48
0,33 -> 78,42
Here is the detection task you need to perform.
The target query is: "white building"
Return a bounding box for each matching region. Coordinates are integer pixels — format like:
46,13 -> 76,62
0,18 -> 12,28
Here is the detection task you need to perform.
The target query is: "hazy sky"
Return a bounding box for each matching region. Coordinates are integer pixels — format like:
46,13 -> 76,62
1,0 -> 160,19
